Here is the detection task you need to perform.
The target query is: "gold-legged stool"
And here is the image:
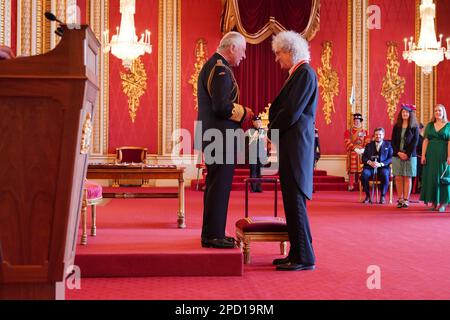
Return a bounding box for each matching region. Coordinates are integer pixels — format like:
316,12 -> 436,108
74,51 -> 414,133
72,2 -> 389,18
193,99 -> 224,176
81,180 -> 102,245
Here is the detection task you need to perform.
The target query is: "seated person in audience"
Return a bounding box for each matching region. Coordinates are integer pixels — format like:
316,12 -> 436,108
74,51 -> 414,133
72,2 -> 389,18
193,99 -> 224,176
0,45 -> 15,60
360,127 -> 393,204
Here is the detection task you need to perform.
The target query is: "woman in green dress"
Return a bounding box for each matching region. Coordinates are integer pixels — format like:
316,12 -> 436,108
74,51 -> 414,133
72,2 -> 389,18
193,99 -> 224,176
420,104 -> 450,212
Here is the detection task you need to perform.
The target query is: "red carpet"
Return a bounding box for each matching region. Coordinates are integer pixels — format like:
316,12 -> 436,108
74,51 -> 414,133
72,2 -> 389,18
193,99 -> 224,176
68,189 -> 450,300
192,168 -> 348,191
75,190 -> 243,277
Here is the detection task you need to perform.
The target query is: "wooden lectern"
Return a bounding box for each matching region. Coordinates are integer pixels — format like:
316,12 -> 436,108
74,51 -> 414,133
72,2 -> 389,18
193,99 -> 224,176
0,25 -> 100,300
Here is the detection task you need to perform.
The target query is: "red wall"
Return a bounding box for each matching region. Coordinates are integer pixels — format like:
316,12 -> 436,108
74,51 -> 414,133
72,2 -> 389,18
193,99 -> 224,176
108,0 -> 159,154
77,0 -> 87,25
11,0 -> 16,55
437,0 -> 450,109
369,0 -> 415,139
310,0 -> 348,155
181,0 -> 222,141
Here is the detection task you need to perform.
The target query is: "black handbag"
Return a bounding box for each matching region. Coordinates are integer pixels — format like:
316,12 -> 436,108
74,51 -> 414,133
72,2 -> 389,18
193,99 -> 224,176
440,166 -> 450,185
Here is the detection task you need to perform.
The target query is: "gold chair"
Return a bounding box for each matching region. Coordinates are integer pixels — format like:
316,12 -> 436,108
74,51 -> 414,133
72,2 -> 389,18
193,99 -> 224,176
358,164 -> 393,204
80,180 -> 103,245
114,146 -> 148,187
235,178 -> 288,264
116,146 -> 148,164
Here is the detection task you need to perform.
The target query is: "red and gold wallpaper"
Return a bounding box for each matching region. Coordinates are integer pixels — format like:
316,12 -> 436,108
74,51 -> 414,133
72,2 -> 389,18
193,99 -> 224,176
107,0 -> 159,154
181,0 -> 223,140
369,0 -> 415,138
5,0 -> 450,157
310,0 -> 348,155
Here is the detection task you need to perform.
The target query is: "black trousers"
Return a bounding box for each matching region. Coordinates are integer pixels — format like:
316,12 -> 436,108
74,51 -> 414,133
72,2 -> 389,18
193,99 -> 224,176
360,167 -> 390,197
201,163 -> 235,239
279,159 -> 315,265
249,162 -> 262,192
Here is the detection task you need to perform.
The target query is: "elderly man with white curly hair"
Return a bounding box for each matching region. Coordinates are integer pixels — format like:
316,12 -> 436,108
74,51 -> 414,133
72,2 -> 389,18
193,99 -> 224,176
268,31 -> 318,271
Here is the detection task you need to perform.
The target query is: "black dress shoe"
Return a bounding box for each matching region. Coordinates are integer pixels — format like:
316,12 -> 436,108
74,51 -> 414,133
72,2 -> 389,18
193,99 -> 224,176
272,257 -> 290,265
201,238 -> 235,249
224,236 -> 236,243
202,236 -> 235,244
362,196 -> 372,204
276,262 -> 316,271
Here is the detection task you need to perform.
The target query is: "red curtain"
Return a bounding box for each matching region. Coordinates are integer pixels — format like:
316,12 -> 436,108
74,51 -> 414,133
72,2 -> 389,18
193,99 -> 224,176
234,38 -> 287,115
232,0 -> 315,118
237,0 -> 313,33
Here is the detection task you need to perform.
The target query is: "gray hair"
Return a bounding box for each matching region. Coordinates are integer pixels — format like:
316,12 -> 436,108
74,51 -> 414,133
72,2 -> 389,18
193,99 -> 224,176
272,31 -> 310,64
218,32 -> 246,50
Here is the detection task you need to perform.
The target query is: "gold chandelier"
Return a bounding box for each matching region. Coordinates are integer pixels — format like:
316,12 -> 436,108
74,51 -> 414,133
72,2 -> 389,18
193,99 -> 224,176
103,0 -> 152,69
402,0 -> 450,75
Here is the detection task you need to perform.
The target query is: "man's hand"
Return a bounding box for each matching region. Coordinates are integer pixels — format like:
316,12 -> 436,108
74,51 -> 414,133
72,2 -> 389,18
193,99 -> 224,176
398,152 -> 408,161
0,45 -> 15,60
367,160 -> 380,169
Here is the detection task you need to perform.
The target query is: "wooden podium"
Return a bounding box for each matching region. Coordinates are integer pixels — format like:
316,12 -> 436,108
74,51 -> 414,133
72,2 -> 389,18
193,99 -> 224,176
0,25 -> 100,300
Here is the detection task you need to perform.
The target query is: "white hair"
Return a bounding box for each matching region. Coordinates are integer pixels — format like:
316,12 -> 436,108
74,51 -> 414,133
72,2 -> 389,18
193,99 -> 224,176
272,31 -> 310,64
218,31 -> 246,50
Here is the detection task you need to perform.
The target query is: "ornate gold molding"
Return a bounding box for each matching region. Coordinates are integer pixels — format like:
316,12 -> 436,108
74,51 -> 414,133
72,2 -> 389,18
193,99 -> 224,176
158,0 -> 182,155
415,0 -> 435,125
381,42 -> 405,123
349,0 -> 369,131
120,57 -> 148,123
81,113 -> 93,154
0,0 -> 11,46
221,0 -> 320,44
346,0 -> 353,128
86,0 -> 109,156
318,41 -> 339,125
18,0 -> 32,56
188,38 -> 208,111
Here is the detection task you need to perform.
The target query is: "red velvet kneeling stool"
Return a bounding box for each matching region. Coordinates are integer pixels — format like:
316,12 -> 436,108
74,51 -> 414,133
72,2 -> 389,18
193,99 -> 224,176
81,180 -> 103,245
235,178 -> 288,264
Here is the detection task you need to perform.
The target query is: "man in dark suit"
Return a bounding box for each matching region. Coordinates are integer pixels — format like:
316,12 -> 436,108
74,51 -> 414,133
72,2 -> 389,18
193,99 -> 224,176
360,127 -> 393,204
268,31 -> 318,271
196,32 -> 253,249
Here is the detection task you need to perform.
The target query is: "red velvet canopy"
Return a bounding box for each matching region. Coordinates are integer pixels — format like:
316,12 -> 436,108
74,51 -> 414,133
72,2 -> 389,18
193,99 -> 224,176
221,0 -> 320,119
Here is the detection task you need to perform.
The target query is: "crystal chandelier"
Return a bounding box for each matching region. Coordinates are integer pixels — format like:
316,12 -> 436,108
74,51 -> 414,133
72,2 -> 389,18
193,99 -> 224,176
402,0 -> 450,75
103,0 -> 152,69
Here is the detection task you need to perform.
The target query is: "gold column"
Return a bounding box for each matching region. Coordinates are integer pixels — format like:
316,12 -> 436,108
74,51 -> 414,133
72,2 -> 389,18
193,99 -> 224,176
158,0 -> 182,156
18,0 -> 32,56
415,0 -> 435,125
348,0 -> 370,132
0,0 -> 12,46
87,0 -> 109,157
17,0 -> 57,56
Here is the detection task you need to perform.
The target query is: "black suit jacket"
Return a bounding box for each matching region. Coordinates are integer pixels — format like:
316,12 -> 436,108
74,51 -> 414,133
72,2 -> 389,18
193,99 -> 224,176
362,141 -> 393,169
391,126 -> 419,158
268,63 -> 319,199
195,53 -> 244,153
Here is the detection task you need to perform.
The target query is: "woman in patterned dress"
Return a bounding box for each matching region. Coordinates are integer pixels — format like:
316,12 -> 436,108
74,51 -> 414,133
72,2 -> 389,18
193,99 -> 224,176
391,104 -> 419,208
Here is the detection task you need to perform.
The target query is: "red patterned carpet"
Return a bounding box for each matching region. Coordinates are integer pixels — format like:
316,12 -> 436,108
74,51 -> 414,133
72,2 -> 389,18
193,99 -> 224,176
67,189 -> 450,300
